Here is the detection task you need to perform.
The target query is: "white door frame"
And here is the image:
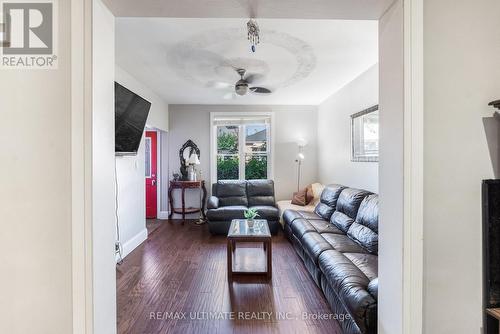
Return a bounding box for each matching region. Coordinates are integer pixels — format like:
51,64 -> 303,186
70,1 -> 424,333
402,0 -> 424,332
71,0 -> 93,333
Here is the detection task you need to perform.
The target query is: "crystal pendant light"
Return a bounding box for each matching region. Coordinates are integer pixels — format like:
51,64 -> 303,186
247,19 -> 260,52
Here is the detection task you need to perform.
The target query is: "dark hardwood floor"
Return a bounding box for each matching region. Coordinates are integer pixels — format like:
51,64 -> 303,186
117,220 -> 342,334
146,219 -> 163,235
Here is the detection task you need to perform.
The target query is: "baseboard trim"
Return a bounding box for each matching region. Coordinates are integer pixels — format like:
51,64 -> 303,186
158,211 -> 169,220
117,228 -> 147,262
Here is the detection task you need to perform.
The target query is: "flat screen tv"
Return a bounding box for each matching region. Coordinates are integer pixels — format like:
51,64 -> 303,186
115,82 -> 151,155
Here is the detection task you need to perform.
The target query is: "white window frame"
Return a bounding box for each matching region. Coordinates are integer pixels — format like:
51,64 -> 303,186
210,112 -> 275,184
350,105 -> 379,162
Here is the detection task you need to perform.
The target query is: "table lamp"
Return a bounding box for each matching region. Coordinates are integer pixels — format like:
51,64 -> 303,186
186,153 -> 200,181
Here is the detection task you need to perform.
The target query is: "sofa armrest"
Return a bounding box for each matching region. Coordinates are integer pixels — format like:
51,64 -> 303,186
368,278 -> 378,299
207,196 -> 219,209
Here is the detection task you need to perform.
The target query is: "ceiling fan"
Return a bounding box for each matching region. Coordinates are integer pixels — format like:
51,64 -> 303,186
210,68 -> 272,99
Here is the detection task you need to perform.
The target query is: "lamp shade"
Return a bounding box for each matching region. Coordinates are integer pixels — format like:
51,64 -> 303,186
187,153 -> 200,165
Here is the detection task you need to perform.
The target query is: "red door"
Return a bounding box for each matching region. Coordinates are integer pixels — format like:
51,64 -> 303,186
145,131 -> 157,219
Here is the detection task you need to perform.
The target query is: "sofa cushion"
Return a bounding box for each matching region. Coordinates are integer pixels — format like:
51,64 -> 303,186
282,209 -> 302,227
344,253 -> 378,281
247,180 -> 275,206
290,218 -> 316,238
290,218 -> 343,238
336,188 -> 371,218
301,232 -> 333,265
314,184 -> 346,220
308,220 -> 344,235
321,233 -> 368,254
318,250 -> 376,332
347,194 -> 379,254
214,180 -> 248,207
249,206 -> 279,221
205,205 -> 247,221
330,188 -> 371,233
282,209 -> 323,228
300,211 -> 324,220
329,211 -> 355,234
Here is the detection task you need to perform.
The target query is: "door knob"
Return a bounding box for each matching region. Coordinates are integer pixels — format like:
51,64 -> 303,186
152,179 -> 156,186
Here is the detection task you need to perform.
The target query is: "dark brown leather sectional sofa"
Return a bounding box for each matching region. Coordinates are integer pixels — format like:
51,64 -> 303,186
207,180 -> 280,235
283,184 -> 378,334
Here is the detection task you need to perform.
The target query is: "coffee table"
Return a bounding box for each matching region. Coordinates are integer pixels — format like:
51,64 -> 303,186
227,219 -> 272,281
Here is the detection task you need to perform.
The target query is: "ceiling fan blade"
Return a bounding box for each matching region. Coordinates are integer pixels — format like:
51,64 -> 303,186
245,73 -> 265,84
206,81 -> 234,89
250,87 -> 272,94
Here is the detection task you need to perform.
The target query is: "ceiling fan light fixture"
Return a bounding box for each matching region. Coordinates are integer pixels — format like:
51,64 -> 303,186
235,82 -> 248,95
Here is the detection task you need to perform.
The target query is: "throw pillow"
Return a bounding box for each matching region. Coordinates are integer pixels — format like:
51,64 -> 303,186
305,184 -> 314,204
291,189 -> 307,206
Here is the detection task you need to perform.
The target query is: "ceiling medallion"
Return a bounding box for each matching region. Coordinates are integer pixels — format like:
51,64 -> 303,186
247,19 -> 260,53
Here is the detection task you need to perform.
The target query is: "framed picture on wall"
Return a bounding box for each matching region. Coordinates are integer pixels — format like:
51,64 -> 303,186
351,105 -> 379,162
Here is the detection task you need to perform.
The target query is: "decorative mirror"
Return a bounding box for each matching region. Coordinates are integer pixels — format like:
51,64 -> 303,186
351,105 -> 379,162
179,140 -> 200,179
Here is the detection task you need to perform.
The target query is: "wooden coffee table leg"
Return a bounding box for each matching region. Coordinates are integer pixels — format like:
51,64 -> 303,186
266,239 -> 272,279
227,239 -> 233,281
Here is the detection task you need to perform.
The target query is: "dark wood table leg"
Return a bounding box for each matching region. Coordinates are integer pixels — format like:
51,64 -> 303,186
201,182 -> 207,220
227,238 -> 233,281
168,184 -> 174,219
266,239 -> 272,280
181,187 -> 186,224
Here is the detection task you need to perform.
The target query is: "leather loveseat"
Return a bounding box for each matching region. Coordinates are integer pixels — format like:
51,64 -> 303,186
283,184 -> 378,334
207,180 -> 280,235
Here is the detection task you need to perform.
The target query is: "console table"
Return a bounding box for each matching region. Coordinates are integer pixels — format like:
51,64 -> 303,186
168,180 -> 207,222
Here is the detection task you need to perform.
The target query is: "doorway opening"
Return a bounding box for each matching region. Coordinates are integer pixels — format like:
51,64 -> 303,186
78,1 -> 423,333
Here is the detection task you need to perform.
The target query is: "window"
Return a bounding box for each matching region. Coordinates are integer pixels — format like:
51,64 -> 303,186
351,105 -> 379,162
211,113 -> 272,182
145,137 -> 152,177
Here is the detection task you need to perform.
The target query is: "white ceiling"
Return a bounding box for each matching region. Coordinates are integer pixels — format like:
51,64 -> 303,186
116,18 -> 378,105
105,0 -> 393,20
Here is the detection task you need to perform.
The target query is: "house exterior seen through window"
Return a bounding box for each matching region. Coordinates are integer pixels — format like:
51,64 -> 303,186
211,113 -> 272,182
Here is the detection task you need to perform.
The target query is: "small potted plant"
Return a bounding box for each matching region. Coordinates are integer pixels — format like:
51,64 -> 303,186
244,208 -> 259,228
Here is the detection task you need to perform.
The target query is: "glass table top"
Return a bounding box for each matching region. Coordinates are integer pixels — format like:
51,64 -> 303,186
228,219 -> 270,237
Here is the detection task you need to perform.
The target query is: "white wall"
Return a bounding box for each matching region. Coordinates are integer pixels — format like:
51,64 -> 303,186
423,0 -> 500,333
317,64 -> 379,192
160,132 -> 170,213
114,66 -> 169,257
168,105 -> 318,217
115,65 -> 169,131
92,1 -> 117,333
378,1 -> 404,333
0,0 -> 73,333
115,140 -> 148,258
